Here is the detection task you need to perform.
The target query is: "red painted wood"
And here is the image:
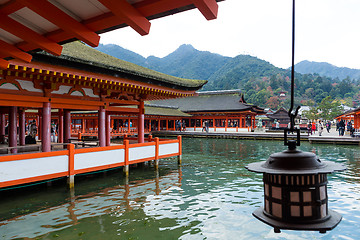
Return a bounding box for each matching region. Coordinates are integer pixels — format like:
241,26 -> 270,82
98,107 -> 106,147
42,102 -> 51,152
9,106 -> 17,153
18,0 -> 100,47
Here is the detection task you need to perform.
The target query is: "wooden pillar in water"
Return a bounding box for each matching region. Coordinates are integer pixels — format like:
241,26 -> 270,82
137,101 -> 144,143
98,106 -> 106,147
42,102 -> 51,152
0,112 -> 5,144
106,113 -> 111,146
9,106 -> 17,153
64,110 -> 71,143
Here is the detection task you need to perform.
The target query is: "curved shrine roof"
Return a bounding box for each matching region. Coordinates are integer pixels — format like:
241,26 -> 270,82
33,41 -> 207,91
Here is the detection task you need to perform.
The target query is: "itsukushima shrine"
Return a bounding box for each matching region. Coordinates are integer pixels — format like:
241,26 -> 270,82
0,0 -> 222,189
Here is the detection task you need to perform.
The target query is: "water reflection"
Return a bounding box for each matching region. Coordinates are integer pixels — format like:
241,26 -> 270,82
0,139 -> 359,239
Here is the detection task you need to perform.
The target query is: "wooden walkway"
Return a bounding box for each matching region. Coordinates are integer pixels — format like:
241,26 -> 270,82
152,130 -> 360,146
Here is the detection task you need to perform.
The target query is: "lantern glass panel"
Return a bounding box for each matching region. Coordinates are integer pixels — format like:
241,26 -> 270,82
304,206 -> 312,217
272,186 -> 282,199
320,186 -> 326,200
272,202 -> 282,218
291,206 -> 300,217
303,191 -> 312,202
290,192 -> 300,202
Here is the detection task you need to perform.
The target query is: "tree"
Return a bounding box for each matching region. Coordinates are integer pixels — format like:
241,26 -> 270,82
266,96 -> 280,109
317,96 -> 344,120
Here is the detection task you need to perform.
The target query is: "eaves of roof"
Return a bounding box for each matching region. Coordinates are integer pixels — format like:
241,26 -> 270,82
32,41 -> 207,91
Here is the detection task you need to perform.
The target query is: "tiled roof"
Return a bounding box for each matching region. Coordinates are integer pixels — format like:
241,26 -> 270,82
149,91 -> 264,113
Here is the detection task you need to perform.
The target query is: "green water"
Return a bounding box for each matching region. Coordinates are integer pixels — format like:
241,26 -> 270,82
0,138 -> 359,239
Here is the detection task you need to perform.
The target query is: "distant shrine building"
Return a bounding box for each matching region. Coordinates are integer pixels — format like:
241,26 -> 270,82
149,90 -> 265,131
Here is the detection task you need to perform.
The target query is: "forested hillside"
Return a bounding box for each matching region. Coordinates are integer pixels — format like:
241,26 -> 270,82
96,43 -> 360,109
295,60 -> 360,81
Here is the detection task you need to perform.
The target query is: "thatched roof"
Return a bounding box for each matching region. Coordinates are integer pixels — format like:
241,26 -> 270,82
32,41 -> 207,90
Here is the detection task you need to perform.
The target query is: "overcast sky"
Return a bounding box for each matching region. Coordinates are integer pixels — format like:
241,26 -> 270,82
100,0 -> 360,70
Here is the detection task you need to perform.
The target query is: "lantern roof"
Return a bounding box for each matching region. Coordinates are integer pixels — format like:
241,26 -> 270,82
246,148 -> 346,175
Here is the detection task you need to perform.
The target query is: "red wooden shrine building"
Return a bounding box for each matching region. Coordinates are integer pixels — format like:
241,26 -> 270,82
0,0 -> 222,189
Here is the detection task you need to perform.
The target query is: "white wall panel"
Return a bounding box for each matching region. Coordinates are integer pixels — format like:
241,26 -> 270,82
0,155 -> 68,182
75,149 -> 124,170
129,145 -> 155,161
159,143 -> 179,156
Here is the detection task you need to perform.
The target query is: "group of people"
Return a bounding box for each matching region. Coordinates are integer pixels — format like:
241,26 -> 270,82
336,119 -> 354,136
202,120 -> 210,133
176,120 -> 186,132
25,120 -> 58,144
307,120 -> 332,136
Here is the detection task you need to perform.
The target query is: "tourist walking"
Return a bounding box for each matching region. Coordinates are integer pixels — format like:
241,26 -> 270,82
51,121 -> 57,142
182,120 -> 186,132
307,122 -> 312,135
339,119 -> 345,136
311,122 -> 316,134
318,120 -> 324,136
326,121 -> 331,133
202,120 -> 206,132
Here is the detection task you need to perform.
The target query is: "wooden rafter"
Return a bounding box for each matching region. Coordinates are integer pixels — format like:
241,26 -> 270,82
0,59 -> 9,69
0,11 -> 62,56
0,39 -> 32,63
17,0 -> 100,47
98,0 -> 151,36
0,0 -> 23,15
192,0 -> 218,20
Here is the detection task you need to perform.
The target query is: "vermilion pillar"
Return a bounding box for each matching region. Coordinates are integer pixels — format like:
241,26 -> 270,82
0,112 -> 5,144
9,106 -> 17,153
42,102 -> 51,152
106,113 -> 111,146
138,101 -> 144,143
64,110 -> 71,143
19,108 -> 26,146
98,106 -> 106,147
58,109 -> 64,143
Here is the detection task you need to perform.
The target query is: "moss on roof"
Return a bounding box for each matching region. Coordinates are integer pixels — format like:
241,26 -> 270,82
54,41 -> 206,89
145,106 -> 191,117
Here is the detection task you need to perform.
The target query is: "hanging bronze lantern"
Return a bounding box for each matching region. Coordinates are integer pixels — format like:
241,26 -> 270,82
245,0 -> 346,233
246,139 -> 345,233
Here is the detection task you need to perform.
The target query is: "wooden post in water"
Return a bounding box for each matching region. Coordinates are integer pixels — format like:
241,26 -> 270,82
67,143 -> 75,189
123,140 -> 129,176
177,135 -> 182,165
154,137 -> 159,170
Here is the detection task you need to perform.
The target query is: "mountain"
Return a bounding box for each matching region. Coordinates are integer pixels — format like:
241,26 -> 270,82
95,43 -> 146,66
95,43 -> 359,108
206,55 -> 286,90
95,43 -> 284,90
295,60 -> 360,80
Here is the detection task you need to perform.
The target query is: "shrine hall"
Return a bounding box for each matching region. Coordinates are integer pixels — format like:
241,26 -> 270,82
0,0 -> 222,189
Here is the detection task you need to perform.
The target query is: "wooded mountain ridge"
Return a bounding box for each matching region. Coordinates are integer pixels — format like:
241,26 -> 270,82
95,43 -> 360,109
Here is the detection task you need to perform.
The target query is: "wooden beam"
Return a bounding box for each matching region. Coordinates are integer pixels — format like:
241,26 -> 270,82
0,0 -> 24,15
0,39 -> 32,63
106,106 -> 140,113
98,0 -> 151,36
0,59 -> 9,70
51,98 -> 105,107
192,0 -> 218,20
17,0 -> 100,47
0,11 -> 62,56
105,99 -> 140,106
